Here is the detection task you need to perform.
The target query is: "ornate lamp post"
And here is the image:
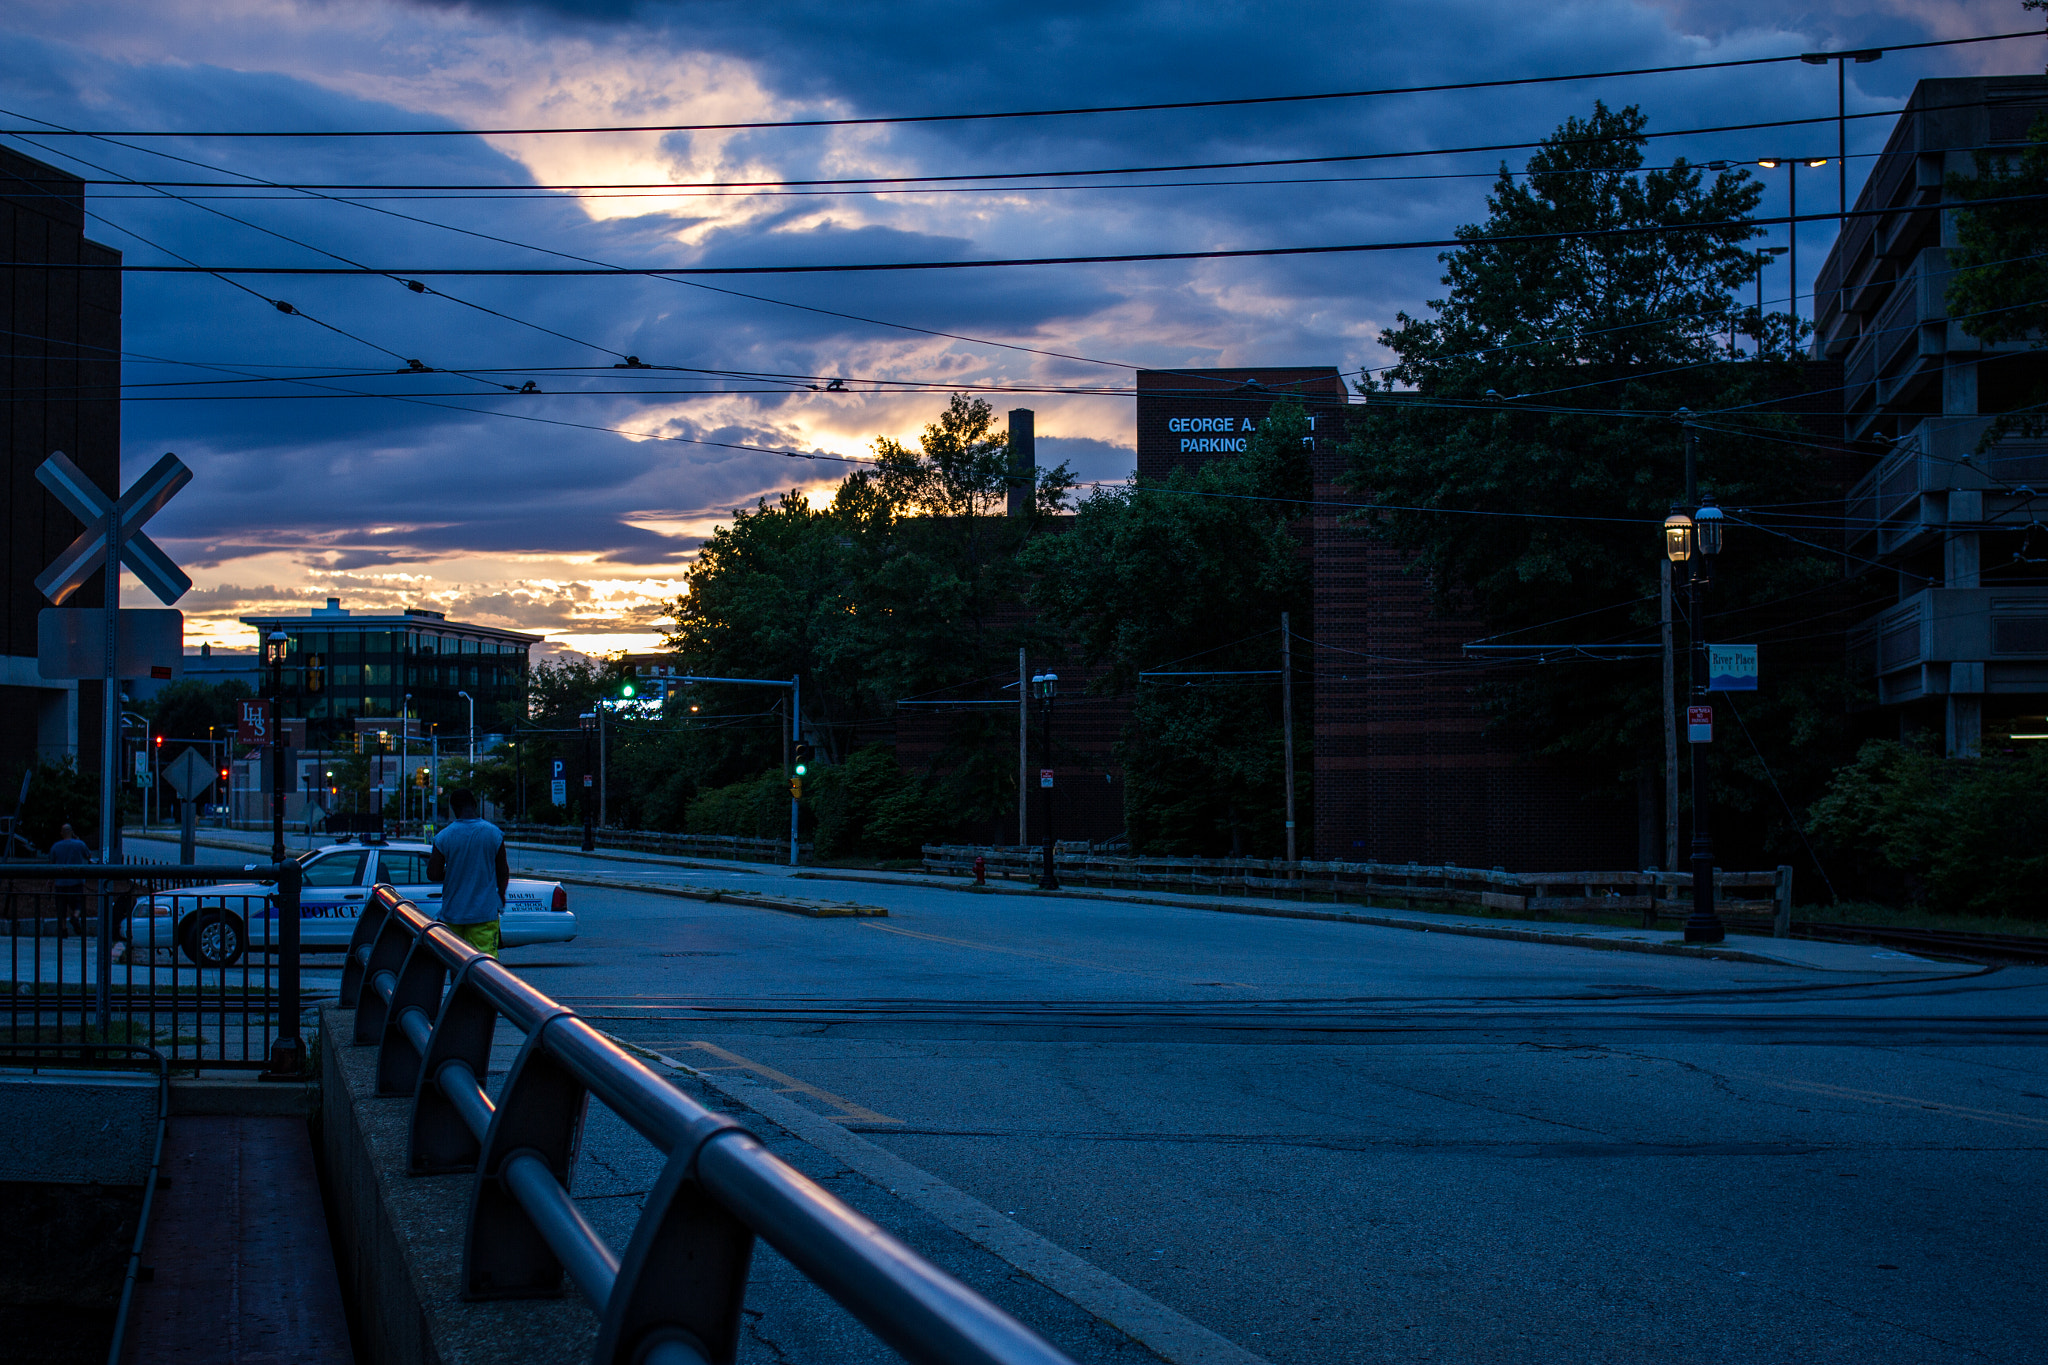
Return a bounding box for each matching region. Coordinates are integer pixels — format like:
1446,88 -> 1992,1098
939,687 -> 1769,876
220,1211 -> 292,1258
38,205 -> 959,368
1031,672 -> 1059,890
264,630 -> 291,862
1663,485 -> 1726,944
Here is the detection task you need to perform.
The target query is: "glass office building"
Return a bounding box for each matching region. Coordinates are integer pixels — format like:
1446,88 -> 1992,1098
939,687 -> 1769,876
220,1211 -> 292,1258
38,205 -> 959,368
240,598 -> 539,749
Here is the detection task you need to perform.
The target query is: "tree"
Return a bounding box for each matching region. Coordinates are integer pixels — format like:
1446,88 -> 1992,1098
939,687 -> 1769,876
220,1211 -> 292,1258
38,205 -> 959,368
1023,401 -> 1314,855
1344,102 -> 1861,857
1946,106 -> 2048,441
659,397 -> 1073,831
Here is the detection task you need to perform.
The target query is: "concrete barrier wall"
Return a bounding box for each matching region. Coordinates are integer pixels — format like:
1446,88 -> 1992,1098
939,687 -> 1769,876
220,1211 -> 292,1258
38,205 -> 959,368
318,1002 -> 593,1365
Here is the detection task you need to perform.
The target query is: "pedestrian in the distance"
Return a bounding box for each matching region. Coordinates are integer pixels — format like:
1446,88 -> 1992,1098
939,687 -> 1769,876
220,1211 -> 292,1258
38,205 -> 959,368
50,822 -> 92,935
427,789 -> 508,957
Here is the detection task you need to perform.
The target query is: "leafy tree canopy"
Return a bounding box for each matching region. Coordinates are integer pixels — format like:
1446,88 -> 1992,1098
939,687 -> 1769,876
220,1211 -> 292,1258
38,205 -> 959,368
1345,101 -> 1850,786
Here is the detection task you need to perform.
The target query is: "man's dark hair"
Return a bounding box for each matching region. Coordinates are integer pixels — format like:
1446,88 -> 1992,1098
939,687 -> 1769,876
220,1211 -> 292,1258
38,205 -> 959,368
449,788 -> 480,816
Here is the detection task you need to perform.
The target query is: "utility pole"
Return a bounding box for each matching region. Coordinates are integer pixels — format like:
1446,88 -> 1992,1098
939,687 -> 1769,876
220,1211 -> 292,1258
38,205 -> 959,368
1017,647 -> 1028,847
1032,673 -> 1059,890
579,712 -> 596,852
1281,612 -> 1297,863
1661,557 -> 1679,872
789,674 -> 801,868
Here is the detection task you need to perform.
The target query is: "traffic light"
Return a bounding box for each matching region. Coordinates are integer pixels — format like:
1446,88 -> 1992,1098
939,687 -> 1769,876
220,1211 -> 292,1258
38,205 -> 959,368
154,735 -> 162,748
620,682 -> 635,699
793,742 -> 814,776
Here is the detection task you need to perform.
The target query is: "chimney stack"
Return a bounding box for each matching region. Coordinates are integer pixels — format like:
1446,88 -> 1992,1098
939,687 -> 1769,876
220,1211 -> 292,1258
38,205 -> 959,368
1006,408 -> 1035,517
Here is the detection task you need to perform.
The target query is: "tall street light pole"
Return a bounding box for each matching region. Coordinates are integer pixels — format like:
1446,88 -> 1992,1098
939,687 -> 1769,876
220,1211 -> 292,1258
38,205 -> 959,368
579,711 -> 597,852
1032,672 -> 1059,890
1799,49 -> 1882,228
1755,157 -> 1830,336
1665,413 -> 1725,943
265,630 -> 290,863
400,691 -> 412,831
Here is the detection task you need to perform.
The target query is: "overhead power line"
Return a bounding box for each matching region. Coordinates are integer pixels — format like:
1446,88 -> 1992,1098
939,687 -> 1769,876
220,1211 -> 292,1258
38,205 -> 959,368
1,29 -> 2033,137
14,193 -> 2044,277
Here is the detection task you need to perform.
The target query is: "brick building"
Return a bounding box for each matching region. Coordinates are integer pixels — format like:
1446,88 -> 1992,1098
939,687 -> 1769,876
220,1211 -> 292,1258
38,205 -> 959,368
1133,368 -> 1636,870
1,147 -> 122,789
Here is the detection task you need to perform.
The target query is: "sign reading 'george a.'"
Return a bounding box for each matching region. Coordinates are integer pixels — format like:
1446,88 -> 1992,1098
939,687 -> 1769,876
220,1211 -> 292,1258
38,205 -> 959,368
34,452 -> 194,606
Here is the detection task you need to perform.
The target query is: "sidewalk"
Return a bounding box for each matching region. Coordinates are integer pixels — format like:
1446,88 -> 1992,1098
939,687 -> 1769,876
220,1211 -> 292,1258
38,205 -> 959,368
131,827 -> 1960,974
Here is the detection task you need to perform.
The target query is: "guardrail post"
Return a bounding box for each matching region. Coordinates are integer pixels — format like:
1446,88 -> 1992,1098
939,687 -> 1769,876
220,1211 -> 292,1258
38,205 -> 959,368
1774,865 -> 1794,939
377,933 -> 450,1096
593,1138 -> 756,1365
339,892 -> 392,1008
465,1016 -> 587,1299
354,911 -> 418,1046
409,960 -> 499,1175
262,860 -> 304,1079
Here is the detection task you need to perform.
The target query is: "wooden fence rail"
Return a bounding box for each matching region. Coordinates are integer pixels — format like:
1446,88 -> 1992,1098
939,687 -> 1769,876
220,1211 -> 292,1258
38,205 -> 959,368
922,845 -> 1794,938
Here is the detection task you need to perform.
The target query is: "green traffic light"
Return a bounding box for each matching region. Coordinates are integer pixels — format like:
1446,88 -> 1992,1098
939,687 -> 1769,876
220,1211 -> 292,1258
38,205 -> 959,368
794,762 -> 807,776
621,683 -> 635,698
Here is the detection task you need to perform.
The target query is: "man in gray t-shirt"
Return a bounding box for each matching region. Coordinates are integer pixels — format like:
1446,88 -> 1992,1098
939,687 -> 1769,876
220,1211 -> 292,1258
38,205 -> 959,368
428,790 -> 509,956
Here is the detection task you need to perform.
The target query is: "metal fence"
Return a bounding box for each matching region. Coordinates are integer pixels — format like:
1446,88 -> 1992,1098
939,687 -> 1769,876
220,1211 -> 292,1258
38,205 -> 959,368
340,885 -> 1074,1365
924,845 -> 1796,937
0,860 -> 306,1071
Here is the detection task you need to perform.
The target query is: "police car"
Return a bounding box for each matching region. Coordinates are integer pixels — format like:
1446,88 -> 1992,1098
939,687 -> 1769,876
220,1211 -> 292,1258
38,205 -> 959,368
120,837 -> 576,967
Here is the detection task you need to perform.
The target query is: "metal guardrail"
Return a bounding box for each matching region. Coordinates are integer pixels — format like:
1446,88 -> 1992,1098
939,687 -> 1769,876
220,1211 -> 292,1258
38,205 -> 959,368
924,845 -> 1795,936
339,885 -> 1075,1365
499,823 -> 810,864
1,861 -> 304,1072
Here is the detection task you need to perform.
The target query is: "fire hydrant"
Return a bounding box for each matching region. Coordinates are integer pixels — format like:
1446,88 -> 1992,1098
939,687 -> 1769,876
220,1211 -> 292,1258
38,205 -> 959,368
973,854 -> 987,886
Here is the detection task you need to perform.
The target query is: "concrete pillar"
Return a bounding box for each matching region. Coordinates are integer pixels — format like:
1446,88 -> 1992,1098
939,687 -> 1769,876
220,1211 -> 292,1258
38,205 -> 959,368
1947,661 -> 1985,758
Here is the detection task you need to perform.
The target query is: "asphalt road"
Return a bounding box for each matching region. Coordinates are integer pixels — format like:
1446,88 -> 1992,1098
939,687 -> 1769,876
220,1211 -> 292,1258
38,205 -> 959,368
129,836 -> 2048,1361
503,866 -> 2048,1364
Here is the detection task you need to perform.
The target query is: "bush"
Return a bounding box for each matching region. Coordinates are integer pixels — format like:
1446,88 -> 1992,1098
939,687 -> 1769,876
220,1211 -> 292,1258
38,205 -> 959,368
686,769 -> 793,841
1807,741 -> 2048,917
808,747 -> 941,859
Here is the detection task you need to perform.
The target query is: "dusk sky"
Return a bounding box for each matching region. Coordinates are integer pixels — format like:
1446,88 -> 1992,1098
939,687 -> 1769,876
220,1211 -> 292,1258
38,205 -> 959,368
3,0 -> 2040,656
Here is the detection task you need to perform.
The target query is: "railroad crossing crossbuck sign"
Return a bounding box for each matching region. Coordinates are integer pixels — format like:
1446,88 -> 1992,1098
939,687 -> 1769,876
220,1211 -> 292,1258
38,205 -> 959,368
33,451 -> 193,605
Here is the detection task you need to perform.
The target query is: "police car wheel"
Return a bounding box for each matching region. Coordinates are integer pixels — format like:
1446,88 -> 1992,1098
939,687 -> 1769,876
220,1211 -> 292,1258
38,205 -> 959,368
182,911 -> 247,968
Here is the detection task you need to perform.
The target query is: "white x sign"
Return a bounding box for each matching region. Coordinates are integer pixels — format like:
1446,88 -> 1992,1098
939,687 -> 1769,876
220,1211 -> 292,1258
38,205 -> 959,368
34,451 -> 194,605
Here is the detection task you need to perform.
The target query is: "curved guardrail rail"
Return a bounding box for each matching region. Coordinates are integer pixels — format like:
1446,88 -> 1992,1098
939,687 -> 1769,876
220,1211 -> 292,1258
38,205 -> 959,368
339,884 -> 1077,1365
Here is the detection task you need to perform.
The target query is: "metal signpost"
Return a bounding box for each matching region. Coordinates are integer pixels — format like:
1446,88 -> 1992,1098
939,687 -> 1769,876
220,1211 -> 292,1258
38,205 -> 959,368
162,747 -> 215,864
34,450 -> 195,1030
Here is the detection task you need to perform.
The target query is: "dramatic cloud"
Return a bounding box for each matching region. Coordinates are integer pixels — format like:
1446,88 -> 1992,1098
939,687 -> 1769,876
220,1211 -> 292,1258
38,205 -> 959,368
2,0 -> 2033,652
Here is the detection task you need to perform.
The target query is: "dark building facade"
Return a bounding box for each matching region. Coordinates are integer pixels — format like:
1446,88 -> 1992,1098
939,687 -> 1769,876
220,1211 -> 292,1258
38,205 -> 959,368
1818,76 -> 2048,756
239,598 -> 537,750
2,146 -> 122,788
1135,367 -> 1636,870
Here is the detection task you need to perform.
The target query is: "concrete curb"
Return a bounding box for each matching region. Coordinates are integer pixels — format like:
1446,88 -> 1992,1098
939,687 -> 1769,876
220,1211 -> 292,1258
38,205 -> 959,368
170,1073 -> 317,1117
791,868 -> 1825,968
544,871 -> 887,918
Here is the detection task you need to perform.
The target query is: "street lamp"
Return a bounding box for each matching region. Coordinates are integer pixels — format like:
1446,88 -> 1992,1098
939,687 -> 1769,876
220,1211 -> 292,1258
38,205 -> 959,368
1665,415 -> 1726,943
1755,157 -> 1830,332
1031,672 -> 1059,890
265,630 -> 290,862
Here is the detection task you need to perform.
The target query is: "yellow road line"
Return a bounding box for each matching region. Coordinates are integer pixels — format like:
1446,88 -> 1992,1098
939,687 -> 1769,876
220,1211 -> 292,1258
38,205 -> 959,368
858,919 -> 1170,979
679,1039 -> 901,1125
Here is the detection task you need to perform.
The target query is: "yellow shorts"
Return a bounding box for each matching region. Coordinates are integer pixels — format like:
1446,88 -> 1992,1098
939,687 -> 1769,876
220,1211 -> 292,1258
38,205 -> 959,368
443,919 -> 501,957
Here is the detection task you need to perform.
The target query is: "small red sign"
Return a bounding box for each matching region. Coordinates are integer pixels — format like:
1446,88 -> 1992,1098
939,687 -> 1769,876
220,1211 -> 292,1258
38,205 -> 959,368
236,699 -> 272,748
583,774 -> 594,787
1039,768 -> 1055,788
1686,704 -> 1713,744
1686,705 -> 1712,726
149,665 -> 173,680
